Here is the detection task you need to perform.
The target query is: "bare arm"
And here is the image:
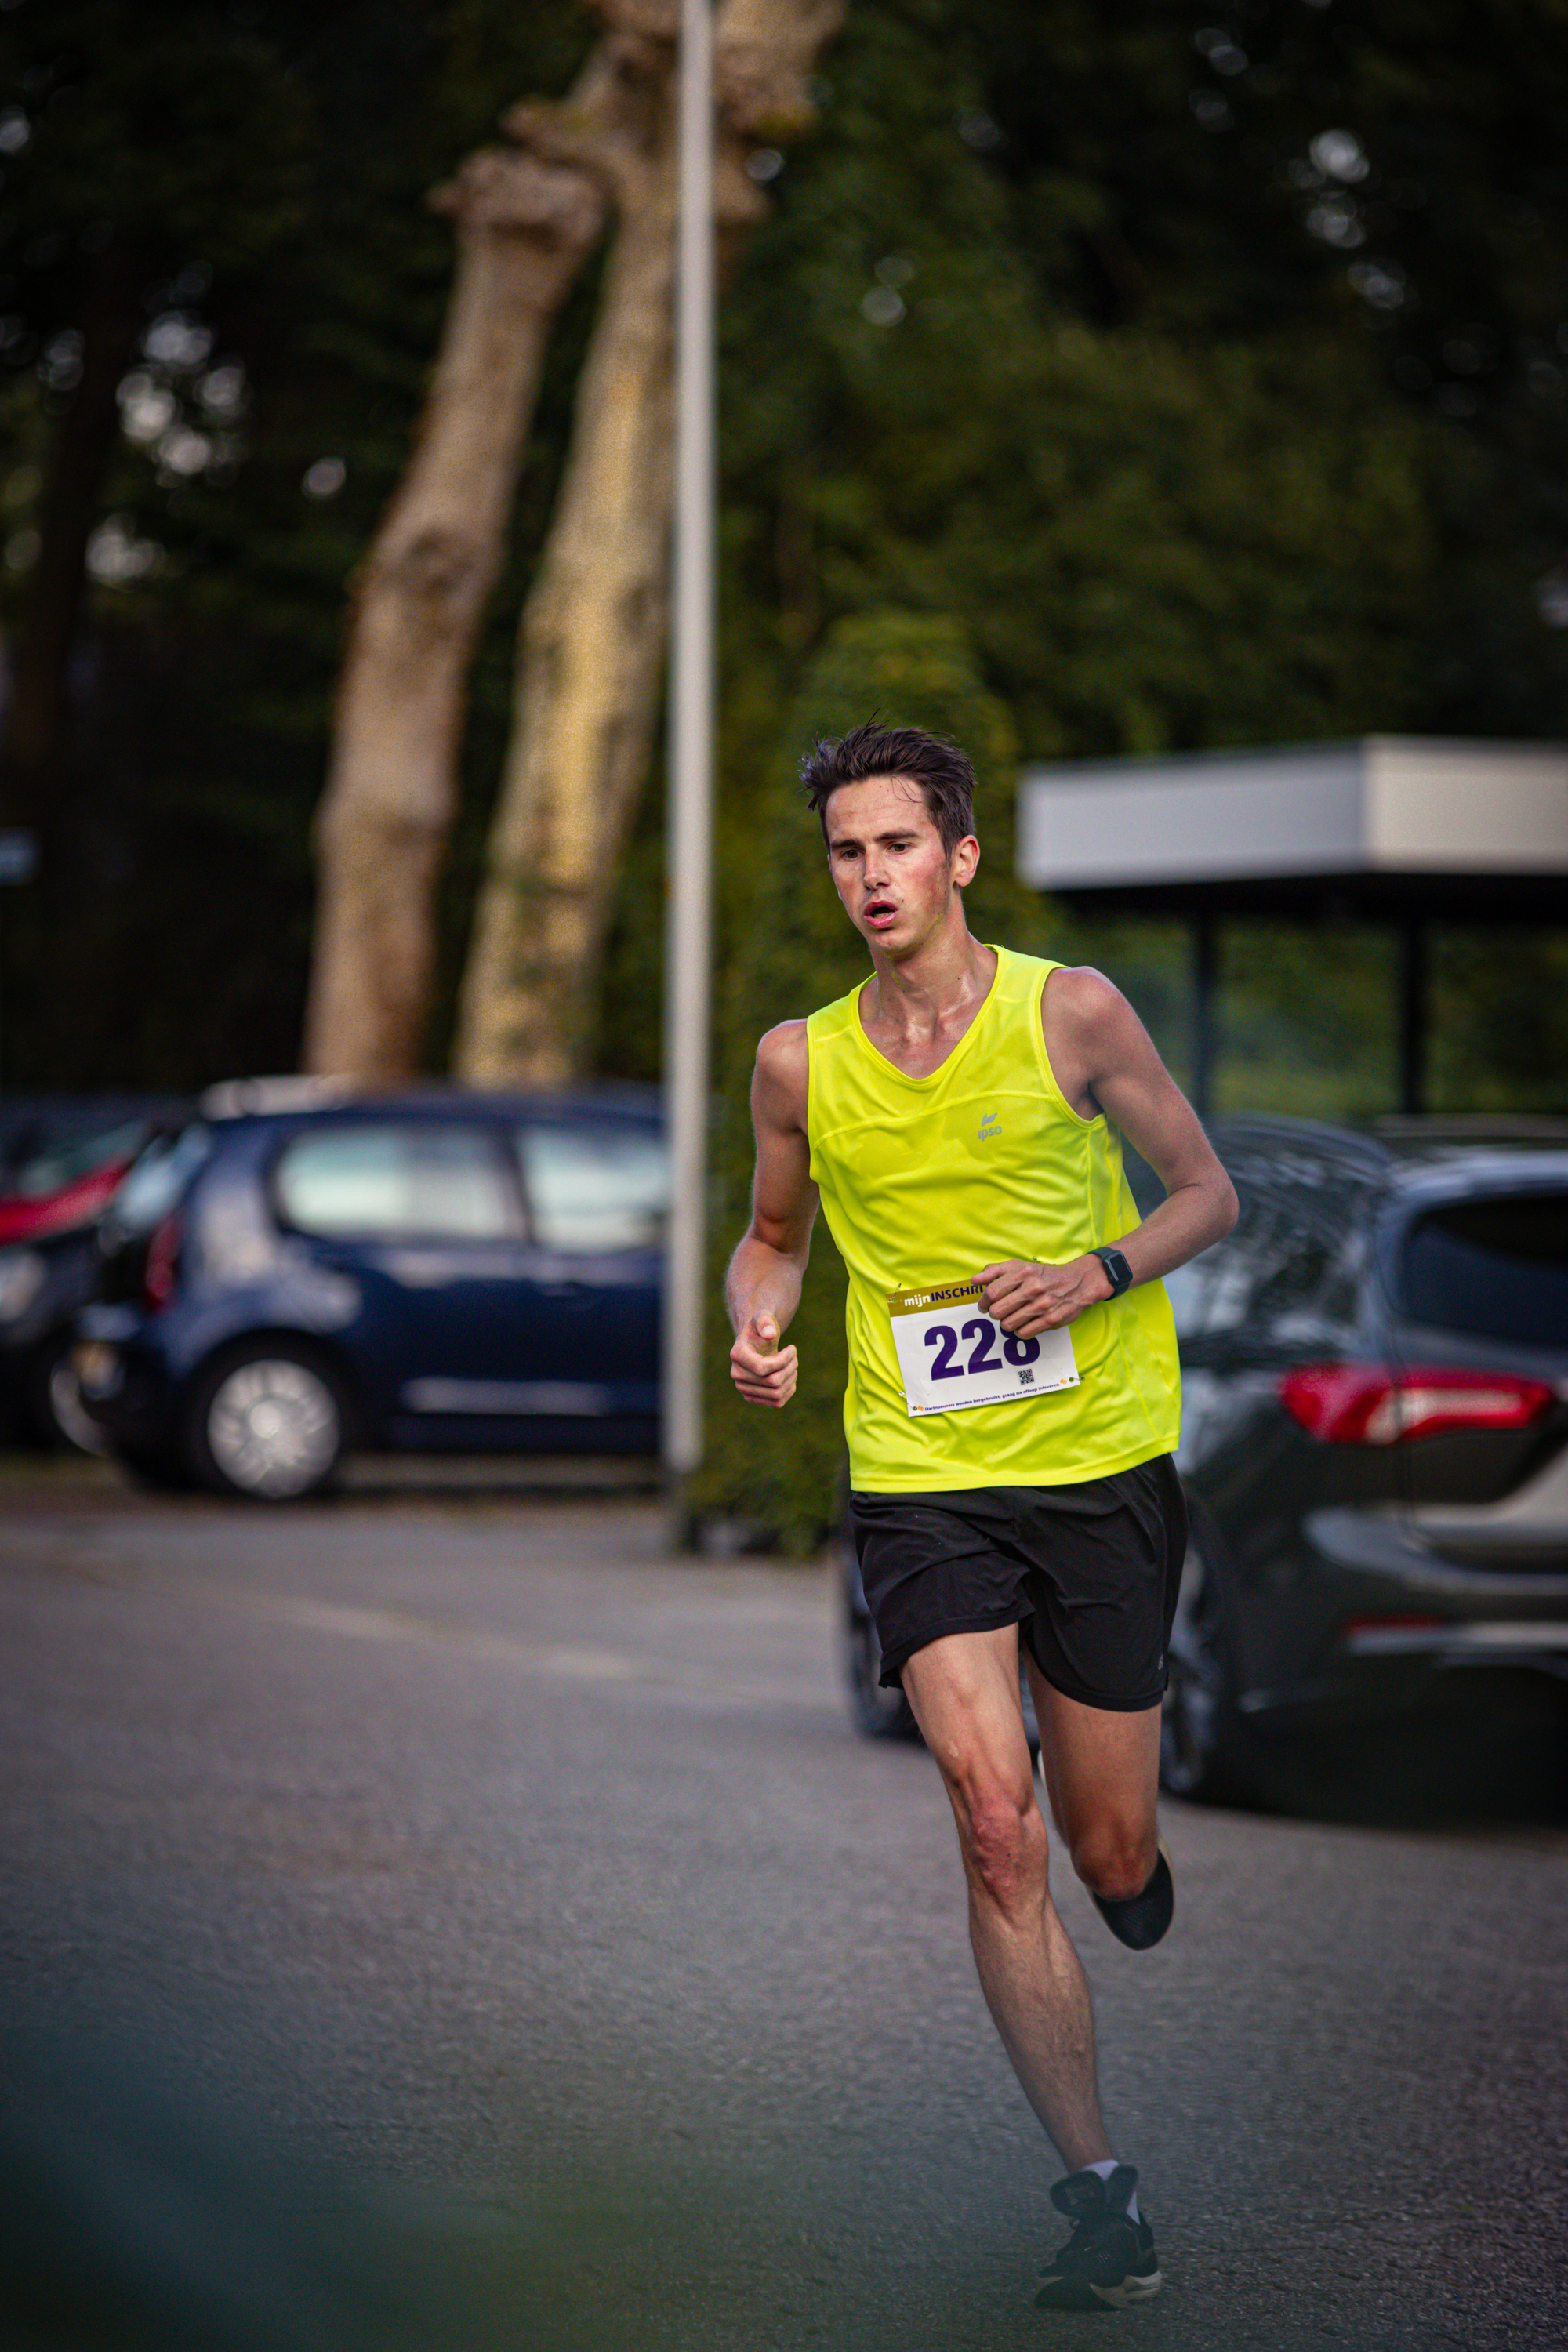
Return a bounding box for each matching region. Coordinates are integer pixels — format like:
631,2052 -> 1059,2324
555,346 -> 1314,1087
981,967 -> 1238,1338
726,1020 -> 818,1407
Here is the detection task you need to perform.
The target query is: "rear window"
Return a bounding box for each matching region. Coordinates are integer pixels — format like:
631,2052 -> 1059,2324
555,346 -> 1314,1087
274,1123 -> 521,1241
1399,1191 -> 1568,1347
105,1124 -> 212,1237
517,1123 -> 666,1253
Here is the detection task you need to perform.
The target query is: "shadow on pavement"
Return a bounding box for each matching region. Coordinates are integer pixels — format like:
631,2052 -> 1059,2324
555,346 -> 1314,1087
0,1449 -> 662,1515
1245,1671 -> 1568,1830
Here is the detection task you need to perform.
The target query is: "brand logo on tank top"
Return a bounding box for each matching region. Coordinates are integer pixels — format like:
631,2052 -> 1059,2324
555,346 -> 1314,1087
978,1110 -> 1000,1140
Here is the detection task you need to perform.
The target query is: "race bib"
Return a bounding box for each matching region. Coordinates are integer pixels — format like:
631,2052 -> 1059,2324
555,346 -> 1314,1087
887,1280 -> 1080,1417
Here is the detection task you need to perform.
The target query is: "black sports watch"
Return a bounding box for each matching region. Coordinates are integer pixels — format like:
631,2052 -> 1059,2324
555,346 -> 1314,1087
1091,1245 -> 1134,1298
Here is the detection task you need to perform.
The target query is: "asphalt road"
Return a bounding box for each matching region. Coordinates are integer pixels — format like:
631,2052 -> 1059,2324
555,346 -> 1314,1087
2,1465 -> 1566,2352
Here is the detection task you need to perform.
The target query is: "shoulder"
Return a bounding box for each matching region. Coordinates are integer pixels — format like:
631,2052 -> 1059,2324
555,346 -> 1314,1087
1040,964 -> 1144,1060
756,1018 -> 809,1080
753,1019 -> 809,1129
1041,963 -> 1130,1026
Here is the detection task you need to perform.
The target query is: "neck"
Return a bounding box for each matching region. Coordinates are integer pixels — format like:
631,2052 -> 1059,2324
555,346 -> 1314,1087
866,915 -> 995,1041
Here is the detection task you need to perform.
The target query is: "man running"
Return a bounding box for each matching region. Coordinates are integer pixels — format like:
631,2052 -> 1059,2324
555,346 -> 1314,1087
725,722 -> 1237,2311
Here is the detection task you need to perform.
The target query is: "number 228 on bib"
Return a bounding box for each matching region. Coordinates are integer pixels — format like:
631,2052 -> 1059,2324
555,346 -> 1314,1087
886,1283 -> 1080,1418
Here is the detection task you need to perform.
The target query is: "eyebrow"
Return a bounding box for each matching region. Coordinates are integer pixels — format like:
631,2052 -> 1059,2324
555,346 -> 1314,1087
827,823 -> 924,851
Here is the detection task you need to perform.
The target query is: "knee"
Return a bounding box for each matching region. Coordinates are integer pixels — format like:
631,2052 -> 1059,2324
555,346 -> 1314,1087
959,1781 -> 1047,1918
1071,1817 -> 1157,1904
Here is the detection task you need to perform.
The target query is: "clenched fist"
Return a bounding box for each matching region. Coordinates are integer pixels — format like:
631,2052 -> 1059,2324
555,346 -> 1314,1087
730,1311 -> 799,1408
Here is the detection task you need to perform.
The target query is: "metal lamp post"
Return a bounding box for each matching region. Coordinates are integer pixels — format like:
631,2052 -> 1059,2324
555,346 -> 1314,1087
662,0 -> 716,1534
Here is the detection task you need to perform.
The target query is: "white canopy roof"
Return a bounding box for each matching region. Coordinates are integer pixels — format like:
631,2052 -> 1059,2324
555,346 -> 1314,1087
1016,737 -> 1568,891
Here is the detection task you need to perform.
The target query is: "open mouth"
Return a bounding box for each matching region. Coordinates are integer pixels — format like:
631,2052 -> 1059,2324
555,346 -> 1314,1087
863,898 -> 898,927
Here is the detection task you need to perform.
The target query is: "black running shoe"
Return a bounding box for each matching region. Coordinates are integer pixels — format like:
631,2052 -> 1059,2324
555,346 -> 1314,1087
1091,1838 -> 1174,1951
1036,2165 -> 1160,2312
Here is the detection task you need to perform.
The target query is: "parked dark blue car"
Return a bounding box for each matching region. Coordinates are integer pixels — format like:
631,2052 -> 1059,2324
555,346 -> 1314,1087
74,1092 -> 667,1498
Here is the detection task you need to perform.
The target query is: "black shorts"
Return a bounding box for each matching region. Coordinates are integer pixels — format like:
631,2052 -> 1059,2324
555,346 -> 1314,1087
849,1455 -> 1187,1714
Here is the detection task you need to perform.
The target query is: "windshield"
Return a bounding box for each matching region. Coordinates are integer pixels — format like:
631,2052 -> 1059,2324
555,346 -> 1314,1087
1399,1189 -> 1568,1348
0,1120 -> 148,1200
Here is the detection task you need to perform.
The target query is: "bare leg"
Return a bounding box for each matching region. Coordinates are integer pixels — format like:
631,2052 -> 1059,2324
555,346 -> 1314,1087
1025,1654 -> 1162,1902
900,1626 -> 1112,2172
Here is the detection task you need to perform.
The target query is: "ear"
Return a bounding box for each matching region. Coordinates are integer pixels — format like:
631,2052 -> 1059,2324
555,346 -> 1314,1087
952,833 -> 980,888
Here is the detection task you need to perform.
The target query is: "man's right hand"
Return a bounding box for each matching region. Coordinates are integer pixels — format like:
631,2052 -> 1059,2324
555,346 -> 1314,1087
730,1312 -> 799,1409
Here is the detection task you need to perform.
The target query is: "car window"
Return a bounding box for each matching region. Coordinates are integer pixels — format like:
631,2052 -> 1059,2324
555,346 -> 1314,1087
1399,1190 -> 1568,1348
274,1123 -> 521,1242
1248,1232 -> 1335,1323
1170,1210 -> 1345,1340
1163,1244 -> 1243,1338
105,1124 -> 212,1236
517,1123 -> 667,1253
2,1119 -> 149,1200
1175,1146 -> 1375,1342
1166,1186 -> 1290,1338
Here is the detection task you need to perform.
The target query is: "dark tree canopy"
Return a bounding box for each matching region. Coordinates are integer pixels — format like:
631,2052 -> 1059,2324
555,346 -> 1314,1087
0,0 -> 590,1084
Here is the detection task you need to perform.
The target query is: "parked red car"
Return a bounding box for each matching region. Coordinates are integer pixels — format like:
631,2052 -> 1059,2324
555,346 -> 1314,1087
0,1111 -> 164,1243
0,1102 -> 190,1448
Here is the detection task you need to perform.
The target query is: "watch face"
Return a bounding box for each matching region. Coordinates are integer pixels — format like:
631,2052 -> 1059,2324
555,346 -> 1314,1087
1099,1247 -> 1131,1294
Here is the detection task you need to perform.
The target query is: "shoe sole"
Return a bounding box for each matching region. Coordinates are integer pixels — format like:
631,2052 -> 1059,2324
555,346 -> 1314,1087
1036,2269 -> 1163,2314
1092,2269 -> 1163,2308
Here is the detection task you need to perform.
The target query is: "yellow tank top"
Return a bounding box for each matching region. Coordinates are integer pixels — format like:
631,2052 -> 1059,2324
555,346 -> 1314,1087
805,945 -> 1181,1492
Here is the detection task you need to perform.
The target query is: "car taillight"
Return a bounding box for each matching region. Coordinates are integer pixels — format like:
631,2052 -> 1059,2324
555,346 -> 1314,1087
141,1210 -> 183,1312
1278,1363 -> 1556,1446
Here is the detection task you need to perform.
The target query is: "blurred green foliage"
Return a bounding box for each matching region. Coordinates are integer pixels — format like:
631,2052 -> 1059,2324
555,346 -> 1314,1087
597,0 -> 1568,1125
1428,930 -> 1568,1114
690,608 -> 1038,1549
672,0 -> 1568,1540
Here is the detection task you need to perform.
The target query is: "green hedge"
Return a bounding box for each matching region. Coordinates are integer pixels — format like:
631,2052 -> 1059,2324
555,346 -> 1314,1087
690,609 -> 1051,1552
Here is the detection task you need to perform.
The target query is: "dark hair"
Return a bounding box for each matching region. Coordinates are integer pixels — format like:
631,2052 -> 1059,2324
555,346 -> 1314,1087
800,721 -> 977,858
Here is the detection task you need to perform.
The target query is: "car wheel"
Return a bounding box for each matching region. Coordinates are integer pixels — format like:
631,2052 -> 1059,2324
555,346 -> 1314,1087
20,1334 -> 111,1455
844,1591 -> 922,1742
188,1346 -> 347,1501
45,1343 -> 113,1455
1160,1530 -> 1243,1802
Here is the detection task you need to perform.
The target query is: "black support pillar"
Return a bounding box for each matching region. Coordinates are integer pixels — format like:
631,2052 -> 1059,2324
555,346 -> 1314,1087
1398,916 -> 1428,1116
1192,911 -> 1218,1118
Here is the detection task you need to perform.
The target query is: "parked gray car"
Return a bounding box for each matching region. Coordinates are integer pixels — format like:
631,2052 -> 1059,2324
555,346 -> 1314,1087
1162,1116 -> 1568,1798
841,1116 -> 1568,1799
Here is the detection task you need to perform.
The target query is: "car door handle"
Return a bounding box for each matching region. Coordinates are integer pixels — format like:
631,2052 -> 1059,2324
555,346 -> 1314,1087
540,1279 -> 590,1298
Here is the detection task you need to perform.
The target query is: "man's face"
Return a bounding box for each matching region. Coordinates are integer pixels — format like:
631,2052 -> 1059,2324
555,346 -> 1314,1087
823,774 -> 978,958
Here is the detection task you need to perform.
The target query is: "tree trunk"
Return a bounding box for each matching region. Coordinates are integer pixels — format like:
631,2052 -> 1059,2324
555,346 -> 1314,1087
451,42 -> 686,1089
453,0 -> 842,1087
300,124 -> 610,1079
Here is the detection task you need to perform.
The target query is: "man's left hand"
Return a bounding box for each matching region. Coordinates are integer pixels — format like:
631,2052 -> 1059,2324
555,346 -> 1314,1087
976,1254 -> 1112,1336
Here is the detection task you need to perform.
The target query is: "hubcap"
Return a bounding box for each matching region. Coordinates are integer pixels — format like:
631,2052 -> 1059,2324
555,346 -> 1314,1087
206,1359 -> 339,1498
49,1356 -> 110,1455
